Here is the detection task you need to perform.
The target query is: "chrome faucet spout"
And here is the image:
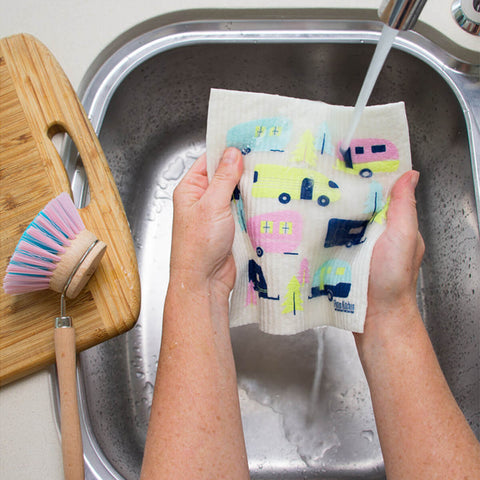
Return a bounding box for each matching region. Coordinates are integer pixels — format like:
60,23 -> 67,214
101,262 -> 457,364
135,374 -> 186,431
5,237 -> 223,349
378,0 -> 428,30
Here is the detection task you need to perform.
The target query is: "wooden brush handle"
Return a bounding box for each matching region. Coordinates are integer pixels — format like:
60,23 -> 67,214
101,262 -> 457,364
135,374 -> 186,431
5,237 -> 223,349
54,326 -> 84,480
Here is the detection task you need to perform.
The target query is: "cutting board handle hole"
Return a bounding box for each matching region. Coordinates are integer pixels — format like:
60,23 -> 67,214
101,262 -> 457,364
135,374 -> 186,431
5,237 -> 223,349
48,124 -> 91,208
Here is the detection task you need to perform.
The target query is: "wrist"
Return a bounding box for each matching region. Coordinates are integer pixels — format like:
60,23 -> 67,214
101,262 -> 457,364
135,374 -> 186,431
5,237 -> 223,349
169,267 -> 230,298
165,269 -> 231,326
355,300 -> 423,361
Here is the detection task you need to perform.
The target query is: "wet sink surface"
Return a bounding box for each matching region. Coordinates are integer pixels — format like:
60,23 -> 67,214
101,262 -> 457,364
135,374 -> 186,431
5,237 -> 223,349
73,18 -> 480,480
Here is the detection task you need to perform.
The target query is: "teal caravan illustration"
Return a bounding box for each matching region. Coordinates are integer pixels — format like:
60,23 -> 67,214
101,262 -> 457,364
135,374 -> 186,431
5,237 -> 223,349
310,259 -> 352,301
252,164 -> 340,206
226,117 -> 292,155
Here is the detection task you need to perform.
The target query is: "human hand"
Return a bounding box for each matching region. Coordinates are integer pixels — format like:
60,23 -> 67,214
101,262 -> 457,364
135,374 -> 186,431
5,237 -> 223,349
352,172 -> 480,480
169,148 -> 243,298
360,171 -> 425,337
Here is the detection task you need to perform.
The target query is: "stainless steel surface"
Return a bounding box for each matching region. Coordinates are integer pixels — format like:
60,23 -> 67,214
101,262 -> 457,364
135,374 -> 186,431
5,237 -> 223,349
452,0 -> 480,35
378,0 -> 428,30
69,17 -> 479,480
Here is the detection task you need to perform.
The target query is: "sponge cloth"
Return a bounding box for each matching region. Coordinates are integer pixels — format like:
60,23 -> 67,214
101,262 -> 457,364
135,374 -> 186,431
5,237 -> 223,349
206,89 -> 411,334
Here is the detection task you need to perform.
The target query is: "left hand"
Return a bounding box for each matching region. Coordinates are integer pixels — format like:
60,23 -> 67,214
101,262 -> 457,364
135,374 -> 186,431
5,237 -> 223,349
169,148 -> 243,297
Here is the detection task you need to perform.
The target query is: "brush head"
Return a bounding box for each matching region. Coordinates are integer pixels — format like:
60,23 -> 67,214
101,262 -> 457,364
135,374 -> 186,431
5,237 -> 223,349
3,192 -> 106,299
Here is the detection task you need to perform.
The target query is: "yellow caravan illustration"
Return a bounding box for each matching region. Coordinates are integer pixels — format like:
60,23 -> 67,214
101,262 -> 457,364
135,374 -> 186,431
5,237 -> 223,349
252,164 -> 340,206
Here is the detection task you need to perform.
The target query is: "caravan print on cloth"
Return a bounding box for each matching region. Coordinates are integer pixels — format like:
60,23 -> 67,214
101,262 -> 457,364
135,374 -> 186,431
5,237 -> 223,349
206,89 -> 412,334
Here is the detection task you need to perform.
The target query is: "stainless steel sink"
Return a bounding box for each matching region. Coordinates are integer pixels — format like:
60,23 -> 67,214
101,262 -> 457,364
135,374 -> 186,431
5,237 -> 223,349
66,14 -> 480,480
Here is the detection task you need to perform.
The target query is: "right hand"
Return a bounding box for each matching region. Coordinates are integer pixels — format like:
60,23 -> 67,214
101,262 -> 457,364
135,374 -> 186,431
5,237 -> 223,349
361,171 -> 425,333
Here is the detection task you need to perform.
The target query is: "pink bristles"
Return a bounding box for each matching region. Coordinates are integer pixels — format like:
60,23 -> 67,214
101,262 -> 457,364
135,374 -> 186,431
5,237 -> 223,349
16,241 -> 61,262
6,264 -> 54,276
3,278 -> 52,294
44,192 -> 85,236
3,192 -> 84,295
7,250 -> 59,270
34,214 -> 71,246
24,225 -> 68,253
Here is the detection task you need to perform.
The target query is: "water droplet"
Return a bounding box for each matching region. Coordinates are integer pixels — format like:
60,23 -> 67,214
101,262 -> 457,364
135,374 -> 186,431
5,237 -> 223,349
146,208 -> 156,222
157,178 -> 168,189
143,381 -> 154,395
361,429 -> 374,442
163,157 -> 185,181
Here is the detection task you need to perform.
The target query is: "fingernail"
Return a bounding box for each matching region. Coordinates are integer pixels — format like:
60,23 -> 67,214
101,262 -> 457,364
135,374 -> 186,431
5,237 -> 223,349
410,170 -> 420,189
222,148 -> 238,164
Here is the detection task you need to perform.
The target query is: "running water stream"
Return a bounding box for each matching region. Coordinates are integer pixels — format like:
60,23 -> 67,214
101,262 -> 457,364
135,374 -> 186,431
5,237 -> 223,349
307,328 -> 326,423
341,24 -> 398,153
309,25 -> 398,419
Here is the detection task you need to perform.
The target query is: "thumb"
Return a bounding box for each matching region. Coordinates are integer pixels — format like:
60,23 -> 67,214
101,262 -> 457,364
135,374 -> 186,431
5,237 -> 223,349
386,170 -> 420,235
204,147 -> 243,207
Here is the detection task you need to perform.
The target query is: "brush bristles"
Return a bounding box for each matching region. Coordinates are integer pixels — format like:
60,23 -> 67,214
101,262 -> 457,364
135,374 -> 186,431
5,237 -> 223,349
3,193 -> 86,294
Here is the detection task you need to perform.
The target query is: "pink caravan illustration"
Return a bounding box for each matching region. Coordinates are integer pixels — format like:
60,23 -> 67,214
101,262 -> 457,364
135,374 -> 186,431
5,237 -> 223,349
336,138 -> 400,178
247,210 -> 302,257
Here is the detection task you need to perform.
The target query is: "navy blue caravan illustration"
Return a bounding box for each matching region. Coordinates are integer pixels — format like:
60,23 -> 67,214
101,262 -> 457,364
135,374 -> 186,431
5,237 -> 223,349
309,259 -> 352,301
324,218 -> 369,248
248,259 -> 279,300
226,117 -> 292,155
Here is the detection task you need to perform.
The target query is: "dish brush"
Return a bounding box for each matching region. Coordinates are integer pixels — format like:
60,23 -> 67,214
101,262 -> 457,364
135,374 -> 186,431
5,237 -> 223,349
3,192 -> 107,480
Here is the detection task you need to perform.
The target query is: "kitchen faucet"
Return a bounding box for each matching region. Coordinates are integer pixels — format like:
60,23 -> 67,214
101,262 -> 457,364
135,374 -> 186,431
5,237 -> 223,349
379,0 -> 480,35
378,0 -> 429,30
452,0 -> 480,35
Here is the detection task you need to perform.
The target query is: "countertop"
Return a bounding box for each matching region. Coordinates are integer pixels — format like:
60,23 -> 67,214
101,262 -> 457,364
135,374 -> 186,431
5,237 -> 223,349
1,1 -> 478,479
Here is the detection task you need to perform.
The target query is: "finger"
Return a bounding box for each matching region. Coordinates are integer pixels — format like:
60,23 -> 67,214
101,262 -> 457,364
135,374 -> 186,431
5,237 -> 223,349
174,153 -> 209,206
414,231 -> 425,269
386,170 -> 420,236
203,148 -> 243,209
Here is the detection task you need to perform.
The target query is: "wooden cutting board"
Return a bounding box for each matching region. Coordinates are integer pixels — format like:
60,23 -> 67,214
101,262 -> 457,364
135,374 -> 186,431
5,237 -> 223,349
0,34 -> 141,386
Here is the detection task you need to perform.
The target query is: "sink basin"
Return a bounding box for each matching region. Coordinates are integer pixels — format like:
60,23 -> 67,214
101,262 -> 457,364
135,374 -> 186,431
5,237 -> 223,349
66,14 -> 480,480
